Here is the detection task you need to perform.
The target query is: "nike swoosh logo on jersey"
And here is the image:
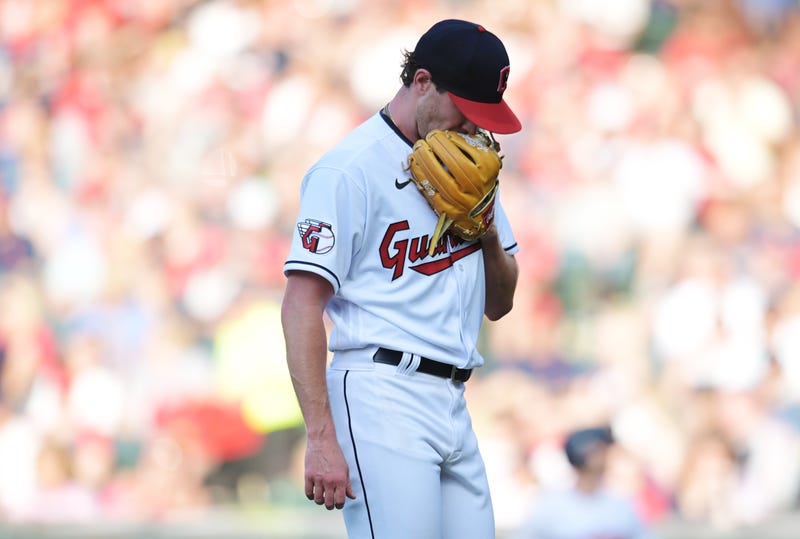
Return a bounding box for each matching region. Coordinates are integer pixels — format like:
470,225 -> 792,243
395,177 -> 413,189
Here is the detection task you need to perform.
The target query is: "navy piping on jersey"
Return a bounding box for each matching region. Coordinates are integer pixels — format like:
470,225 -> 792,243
284,260 -> 341,289
504,242 -> 518,252
343,371 -> 375,538
380,106 -> 414,148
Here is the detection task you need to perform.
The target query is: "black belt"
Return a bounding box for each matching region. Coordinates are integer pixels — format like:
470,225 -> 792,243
372,347 -> 473,382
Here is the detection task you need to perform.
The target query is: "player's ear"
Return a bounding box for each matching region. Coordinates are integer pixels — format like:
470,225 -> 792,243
413,69 -> 433,93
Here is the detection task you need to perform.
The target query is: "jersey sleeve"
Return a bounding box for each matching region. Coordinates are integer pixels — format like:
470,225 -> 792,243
493,187 -> 519,255
283,166 -> 366,293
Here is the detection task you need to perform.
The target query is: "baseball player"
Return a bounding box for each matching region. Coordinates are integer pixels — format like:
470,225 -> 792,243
281,19 -> 521,539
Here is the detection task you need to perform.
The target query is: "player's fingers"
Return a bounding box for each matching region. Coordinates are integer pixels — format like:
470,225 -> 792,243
346,481 -> 356,500
333,484 -> 347,510
312,477 -> 326,505
323,480 -> 340,510
305,476 -> 315,501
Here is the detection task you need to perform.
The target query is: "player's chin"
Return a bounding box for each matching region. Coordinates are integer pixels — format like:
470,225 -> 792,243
434,124 -> 463,134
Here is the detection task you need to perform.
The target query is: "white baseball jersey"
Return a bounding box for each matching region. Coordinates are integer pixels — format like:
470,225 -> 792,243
284,110 -> 519,369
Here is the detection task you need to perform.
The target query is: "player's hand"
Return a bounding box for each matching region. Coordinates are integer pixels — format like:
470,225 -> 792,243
478,223 -> 499,244
304,435 -> 356,510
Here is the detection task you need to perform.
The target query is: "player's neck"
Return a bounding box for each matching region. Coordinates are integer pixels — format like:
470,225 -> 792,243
386,89 -> 421,142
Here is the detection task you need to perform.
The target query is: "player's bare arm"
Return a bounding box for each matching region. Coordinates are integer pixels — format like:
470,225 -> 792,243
480,223 -> 518,320
281,271 -> 355,510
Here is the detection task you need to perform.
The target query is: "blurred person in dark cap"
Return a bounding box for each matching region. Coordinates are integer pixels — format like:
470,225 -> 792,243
509,426 -> 656,539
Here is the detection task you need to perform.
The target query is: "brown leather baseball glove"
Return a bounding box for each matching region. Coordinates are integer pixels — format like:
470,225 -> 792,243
406,129 -> 503,255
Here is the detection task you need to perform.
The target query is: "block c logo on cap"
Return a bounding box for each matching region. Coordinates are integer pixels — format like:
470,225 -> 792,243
497,66 -> 510,93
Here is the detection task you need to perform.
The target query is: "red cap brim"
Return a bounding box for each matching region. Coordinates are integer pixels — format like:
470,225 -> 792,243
449,92 -> 522,134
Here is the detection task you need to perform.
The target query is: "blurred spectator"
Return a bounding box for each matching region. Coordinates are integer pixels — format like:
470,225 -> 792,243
675,386 -> 800,527
0,196 -> 35,273
712,389 -> 800,525
675,429 -> 739,527
22,437 -> 100,522
508,426 -> 657,539
0,399 -> 38,519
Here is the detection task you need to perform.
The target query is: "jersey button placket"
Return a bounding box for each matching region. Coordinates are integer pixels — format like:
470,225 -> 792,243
455,263 -> 469,322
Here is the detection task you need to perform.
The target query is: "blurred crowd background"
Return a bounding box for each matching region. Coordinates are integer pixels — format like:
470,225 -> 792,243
2,0 -> 800,536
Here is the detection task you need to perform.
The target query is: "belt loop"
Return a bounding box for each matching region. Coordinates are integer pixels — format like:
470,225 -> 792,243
397,351 -> 412,374
408,353 -> 422,374
397,352 -> 421,376
450,365 -> 458,382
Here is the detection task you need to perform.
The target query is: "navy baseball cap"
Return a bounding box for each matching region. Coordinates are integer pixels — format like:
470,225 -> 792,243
413,19 -> 522,134
564,427 -> 614,469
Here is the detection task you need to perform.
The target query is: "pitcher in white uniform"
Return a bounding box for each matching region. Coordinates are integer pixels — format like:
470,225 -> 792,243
281,19 -> 522,539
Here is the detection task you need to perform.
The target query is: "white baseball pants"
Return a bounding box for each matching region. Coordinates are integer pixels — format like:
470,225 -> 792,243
327,361 -> 495,539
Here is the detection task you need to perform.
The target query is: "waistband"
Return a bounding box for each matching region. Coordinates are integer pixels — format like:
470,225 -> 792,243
372,347 -> 472,383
